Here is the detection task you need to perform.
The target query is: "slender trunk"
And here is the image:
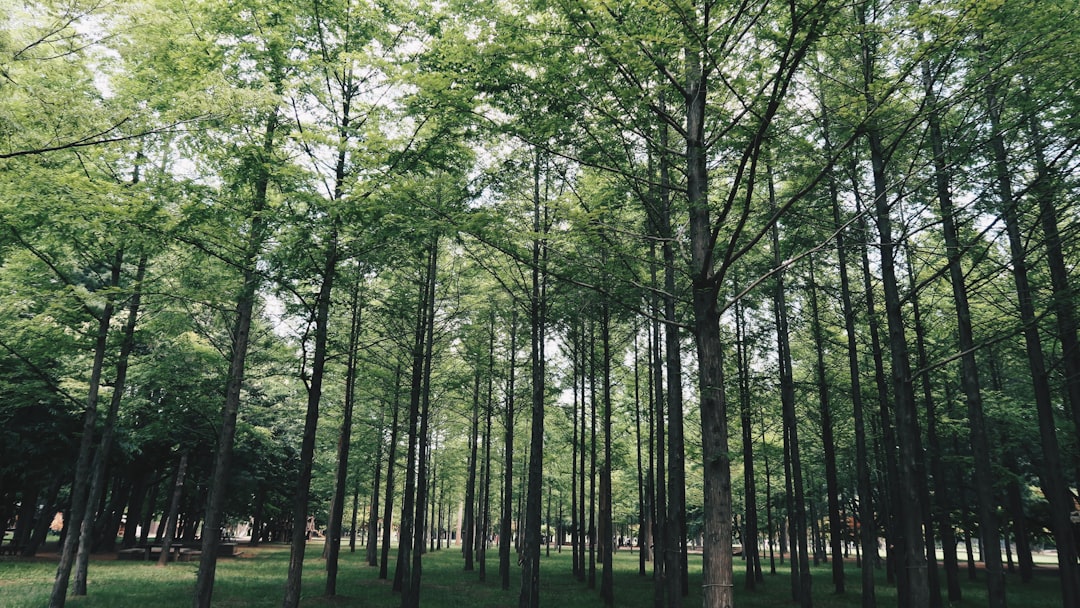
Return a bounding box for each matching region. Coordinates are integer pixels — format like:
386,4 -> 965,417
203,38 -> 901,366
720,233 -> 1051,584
734,285 -> 762,590
824,133 -> 877,605
588,321 -> 597,589
599,268 -> 614,605
404,237 -> 439,608
500,312 -> 517,591
283,228 -> 339,608
157,451 -> 188,567
808,261 -> 844,594
857,7 -> 928,602
479,319 -> 495,581
193,61 -> 281,606
463,357 -> 481,570
74,251 -> 147,593
633,325 -> 648,576
518,150 -> 546,608
771,166 -> 811,608
49,250 -> 121,608
393,260 -> 430,594
379,365 -> 401,580
571,324 -> 581,578
366,406 -> 383,564
650,227 -> 668,608
580,322 -> 589,584
326,262 -> 361,595
987,79 -> 1079,608
922,62 -> 1004,608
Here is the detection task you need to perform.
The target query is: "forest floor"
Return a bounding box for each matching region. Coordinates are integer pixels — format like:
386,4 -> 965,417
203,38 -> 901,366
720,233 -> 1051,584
0,539 -> 1067,607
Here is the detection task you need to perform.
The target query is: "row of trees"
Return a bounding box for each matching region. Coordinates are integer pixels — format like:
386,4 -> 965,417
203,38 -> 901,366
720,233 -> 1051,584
2,1 -> 1078,608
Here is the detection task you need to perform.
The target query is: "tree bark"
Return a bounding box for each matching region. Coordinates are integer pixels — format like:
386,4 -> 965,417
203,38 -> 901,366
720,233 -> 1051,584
987,79 -> 1080,608
808,261 -> 844,594
193,58 -> 281,607
518,151 -> 546,608
157,451 -> 188,567
500,311 -> 517,591
74,251 -> 147,593
379,365 -> 402,580
325,261 -> 361,596
49,249 -> 121,608
283,227 -> 340,608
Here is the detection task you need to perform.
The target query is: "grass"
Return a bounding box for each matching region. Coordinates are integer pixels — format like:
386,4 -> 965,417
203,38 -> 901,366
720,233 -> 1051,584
0,541 -> 1066,607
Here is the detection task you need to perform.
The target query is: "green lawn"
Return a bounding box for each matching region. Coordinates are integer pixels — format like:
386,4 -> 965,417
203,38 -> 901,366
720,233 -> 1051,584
0,542 -> 1065,607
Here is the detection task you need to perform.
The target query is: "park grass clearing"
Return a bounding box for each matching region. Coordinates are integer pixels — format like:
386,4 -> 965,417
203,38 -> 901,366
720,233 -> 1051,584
0,542 -> 1065,607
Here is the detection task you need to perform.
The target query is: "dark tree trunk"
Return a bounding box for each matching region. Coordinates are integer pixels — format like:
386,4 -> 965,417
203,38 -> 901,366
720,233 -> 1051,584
393,261 -> 430,594
380,365 -> 402,580
192,63 -> 281,606
157,451 -> 189,567
518,151 -> 546,608
808,261 -> 844,594
324,256 -> 360,597
463,354 -> 481,571
923,61 -> 1003,608
478,318 -> 495,582
588,321 -> 597,590
403,236 -> 439,608
734,285 -> 762,590
500,311 -> 517,591
49,249 -> 120,608
74,251 -> 147,593
283,227 -> 340,608
856,6 -> 929,602
987,80 -> 1080,608
599,273 -> 614,606
770,169 -> 811,608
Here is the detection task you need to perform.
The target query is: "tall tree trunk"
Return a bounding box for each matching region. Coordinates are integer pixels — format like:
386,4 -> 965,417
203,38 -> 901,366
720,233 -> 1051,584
650,93 -> 670,608
366,405 -> 384,564
686,46 -> 735,608
193,61 -> 281,607
479,318 -> 495,582
379,365 -> 402,580
588,321 -> 597,590
157,451 -> 189,567
283,228 -> 340,608
925,65 -> 1003,606
857,5 -> 928,602
500,311 -> 517,591
633,324 -> 650,576
901,248 -> 943,608
74,251 -> 147,593
734,283 -> 762,590
824,125 -> 877,606
808,261 -> 844,594
518,150 -> 546,608
463,353 -> 482,570
650,242 -> 668,608
325,263 -> 361,596
770,166 -> 811,608
49,249 -> 121,608
662,164 -> 687,606
987,79 -> 1080,608
404,236 -> 439,608
393,250 -> 432,595
571,323 -> 581,579
599,260 -> 614,606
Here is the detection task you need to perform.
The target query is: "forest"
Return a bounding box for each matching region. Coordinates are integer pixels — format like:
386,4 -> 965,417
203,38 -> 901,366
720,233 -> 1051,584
1,1 -> 1078,607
